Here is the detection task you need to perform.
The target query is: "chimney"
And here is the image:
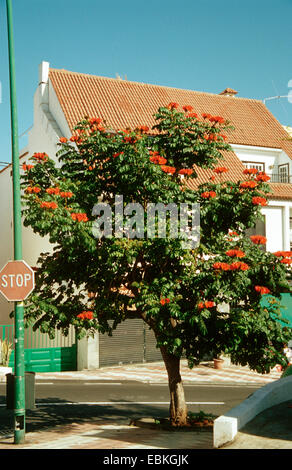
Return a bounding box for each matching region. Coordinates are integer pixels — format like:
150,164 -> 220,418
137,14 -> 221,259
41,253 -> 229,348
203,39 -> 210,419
219,88 -> 238,97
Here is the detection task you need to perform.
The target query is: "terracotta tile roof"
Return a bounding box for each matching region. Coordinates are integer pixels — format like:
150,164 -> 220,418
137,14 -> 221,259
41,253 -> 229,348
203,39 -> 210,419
49,68 -> 292,154
48,68 -> 292,200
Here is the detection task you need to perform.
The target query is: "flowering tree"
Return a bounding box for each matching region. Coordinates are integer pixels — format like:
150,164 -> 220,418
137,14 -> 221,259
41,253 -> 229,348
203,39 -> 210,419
21,103 -> 292,426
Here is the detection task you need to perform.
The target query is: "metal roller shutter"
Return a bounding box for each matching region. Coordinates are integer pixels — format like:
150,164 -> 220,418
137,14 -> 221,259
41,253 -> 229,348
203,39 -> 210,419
99,319 -> 162,367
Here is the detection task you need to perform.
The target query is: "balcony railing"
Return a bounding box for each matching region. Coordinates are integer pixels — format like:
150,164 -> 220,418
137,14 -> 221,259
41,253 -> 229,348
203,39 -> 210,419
267,174 -> 292,184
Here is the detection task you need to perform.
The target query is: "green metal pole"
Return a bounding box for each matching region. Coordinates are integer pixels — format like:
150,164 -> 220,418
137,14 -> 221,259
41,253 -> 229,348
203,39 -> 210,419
6,0 -> 25,444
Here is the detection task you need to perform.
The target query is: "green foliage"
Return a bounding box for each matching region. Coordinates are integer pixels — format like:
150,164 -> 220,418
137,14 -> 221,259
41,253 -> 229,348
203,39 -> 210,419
281,365 -> 292,378
20,104 -> 292,374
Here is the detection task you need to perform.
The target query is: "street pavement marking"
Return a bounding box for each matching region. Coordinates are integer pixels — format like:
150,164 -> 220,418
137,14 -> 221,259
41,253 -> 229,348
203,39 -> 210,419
34,401 -> 225,406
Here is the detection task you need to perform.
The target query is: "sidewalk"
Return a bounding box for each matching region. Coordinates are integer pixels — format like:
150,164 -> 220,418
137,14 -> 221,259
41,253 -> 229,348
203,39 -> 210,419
0,360 -> 291,450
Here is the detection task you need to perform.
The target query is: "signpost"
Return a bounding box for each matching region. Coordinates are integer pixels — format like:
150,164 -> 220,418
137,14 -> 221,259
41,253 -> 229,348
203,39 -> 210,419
5,0 -> 29,444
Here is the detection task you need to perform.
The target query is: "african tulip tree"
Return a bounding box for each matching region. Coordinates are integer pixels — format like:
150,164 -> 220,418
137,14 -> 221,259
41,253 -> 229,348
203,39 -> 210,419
21,103 -> 292,426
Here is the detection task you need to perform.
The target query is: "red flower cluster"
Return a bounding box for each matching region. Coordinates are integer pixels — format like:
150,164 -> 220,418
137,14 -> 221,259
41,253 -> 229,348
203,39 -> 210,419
160,298 -> 170,305
204,133 -> 218,142
22,164 -> 34,172
240,181 -> 257,189
89,117 -> 103,126
255,286 -> 271,295
213,262 -> 231,271
32,152 -> 48,162
230,261 -> 249,271
225,249 -> 245,258
60,191 -> 73,198
46,187 -> 60,195
160,165 -> 176,175
209,115 -> 225,124
167,102 -> 179,110
250,235 -> 267,245
214,167 -> 228,174
26,186 -> 41,194
273,251 -> 292,257
40,201 -> 58,210
213,261 -> 249,271
252,197 -> 267,206
198,300 -> 215,309
149,151 -> 167,165
186,112 -> 199,119
77,311 -> 94,320
178,168 -> 193,176
71,213 -> 89,222
256,172 -> 270,182
182,105 -> 193,112
70,135 -> 80,143
113,152 -> 124,158
123,136 -> 137,144
136,125 -> 149,133
201,191 -> 216,199
280,258 -> 292,265
243,168 -> 258,175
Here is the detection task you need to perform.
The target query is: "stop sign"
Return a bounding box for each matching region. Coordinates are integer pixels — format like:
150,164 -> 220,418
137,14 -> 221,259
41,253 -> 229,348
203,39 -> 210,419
0,260 -> 35,301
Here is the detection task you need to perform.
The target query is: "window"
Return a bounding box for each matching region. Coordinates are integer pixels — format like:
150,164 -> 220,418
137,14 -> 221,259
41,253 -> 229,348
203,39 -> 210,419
242,162 -> 265,172
279,164 -> 289,183
245,216 -> 266,251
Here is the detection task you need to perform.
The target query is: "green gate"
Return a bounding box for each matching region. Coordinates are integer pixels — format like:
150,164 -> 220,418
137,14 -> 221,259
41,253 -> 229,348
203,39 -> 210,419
0,324 -> 77,373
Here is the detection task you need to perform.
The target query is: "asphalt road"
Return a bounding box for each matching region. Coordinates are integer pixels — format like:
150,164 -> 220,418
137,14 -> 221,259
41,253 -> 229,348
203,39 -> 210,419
0,380 -> 261,417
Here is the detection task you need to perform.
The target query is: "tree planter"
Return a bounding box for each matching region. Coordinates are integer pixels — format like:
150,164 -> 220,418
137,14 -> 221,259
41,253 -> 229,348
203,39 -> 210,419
213,358 -> 224,370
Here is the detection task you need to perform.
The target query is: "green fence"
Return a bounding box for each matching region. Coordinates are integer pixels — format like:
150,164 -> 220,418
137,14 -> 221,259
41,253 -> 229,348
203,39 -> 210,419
0,324 -> 76,372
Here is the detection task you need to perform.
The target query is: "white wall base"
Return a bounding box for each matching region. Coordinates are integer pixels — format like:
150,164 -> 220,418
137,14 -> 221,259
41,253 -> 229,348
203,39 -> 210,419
77,333 -> 99,370
213,375 -> 292,448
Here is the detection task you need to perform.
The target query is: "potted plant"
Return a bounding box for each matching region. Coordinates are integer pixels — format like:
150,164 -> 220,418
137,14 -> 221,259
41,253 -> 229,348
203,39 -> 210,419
213,357 -> 224,369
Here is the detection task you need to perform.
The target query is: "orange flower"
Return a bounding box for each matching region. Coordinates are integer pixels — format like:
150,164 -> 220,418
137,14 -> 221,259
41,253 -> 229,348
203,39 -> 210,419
40,201 -> 58,209
150,155 -> 167,165
160,298 -> 170,305
26,186 -> 41,194
22,164 -> 34,171
59,137 -> 68,143
255,286 -> 270,295
70,135 -> 79,142
167,102 -> 179,110
198,300 -> 216,310
60,191 -> 73,198
273,251 -> 292,257
182,105 -> 193,112
201,191 -> 216,198
160,165 -> 176,175
113,152 -> 124,158
280,258 -> 292,265
186,112 -> 199,119
202,113 -> 212,120
230,261 -> 249,271
178,169 -> 193,176
240,180 -> 258,189
250,235 -> 267,245
46,187 -> 60,195
209,115 -> 225,124
252,197 -> 267,206
213,262 -> 230,271
226,249 -> 245,258
214,167 -> 228,174
32,152 -> 48,162
77,311 -> 94,320
256,172 -> 270,182
71,213 -> 89,222
243,168 -> 258,175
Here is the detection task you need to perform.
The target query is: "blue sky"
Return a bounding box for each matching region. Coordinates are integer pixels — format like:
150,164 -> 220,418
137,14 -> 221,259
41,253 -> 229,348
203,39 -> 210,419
0,0 -> 291,164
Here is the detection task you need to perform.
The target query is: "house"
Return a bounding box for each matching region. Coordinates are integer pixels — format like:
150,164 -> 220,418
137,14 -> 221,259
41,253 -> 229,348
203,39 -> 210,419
1,61 -> 292,371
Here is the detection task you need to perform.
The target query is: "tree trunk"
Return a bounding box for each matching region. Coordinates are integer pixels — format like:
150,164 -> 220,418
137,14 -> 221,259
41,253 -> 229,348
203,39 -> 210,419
160,346 -> 188,426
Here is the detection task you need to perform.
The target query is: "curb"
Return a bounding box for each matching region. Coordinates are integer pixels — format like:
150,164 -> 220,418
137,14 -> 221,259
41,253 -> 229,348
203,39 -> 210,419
213,375 -> 292,448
